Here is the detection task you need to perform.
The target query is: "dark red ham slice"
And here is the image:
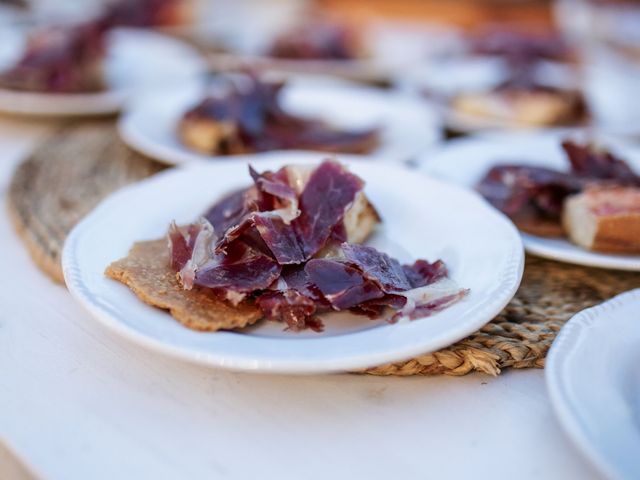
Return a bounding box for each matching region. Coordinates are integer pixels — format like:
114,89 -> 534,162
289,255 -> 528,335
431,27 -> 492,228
403,259 -> 448,288
195,240 -> 281,293
305,259 -> 386,310
249,165 -> 297,210
293,160 -> 363,259
182,73 -> 379,155
349,294 -> 407,319
307,243 -> 463,320
253,214 -> 306,264
254,264 -> 329,331
255,290 -> 321,332
341,243 -> 411,292
477,165 -> 583,223
562,140 -> 640,185
203,188 -> 254,234
168,222 -> 192,271
280,265 -> 328,305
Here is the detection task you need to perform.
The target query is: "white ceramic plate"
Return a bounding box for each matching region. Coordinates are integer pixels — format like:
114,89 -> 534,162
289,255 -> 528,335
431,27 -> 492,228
419,130 -> 640,270
0,27 -> 206,116
546,289 -> 640,480
118,77 -> 441,165
209,21 -> 463,84
62,153 -> 523,374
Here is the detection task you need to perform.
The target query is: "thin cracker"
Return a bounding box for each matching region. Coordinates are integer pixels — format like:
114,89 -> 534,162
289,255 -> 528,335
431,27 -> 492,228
105,239 -> 262,331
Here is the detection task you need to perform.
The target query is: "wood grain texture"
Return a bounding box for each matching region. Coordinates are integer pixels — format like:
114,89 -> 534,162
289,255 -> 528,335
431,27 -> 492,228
6,121 -> 639,376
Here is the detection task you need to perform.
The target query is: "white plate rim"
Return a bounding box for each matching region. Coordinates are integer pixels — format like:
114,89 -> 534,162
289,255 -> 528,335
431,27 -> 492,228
546,288 -> 640,480
62,158 -> 524,374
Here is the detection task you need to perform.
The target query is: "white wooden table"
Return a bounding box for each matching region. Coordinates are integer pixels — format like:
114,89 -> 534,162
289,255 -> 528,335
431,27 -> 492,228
0,119 -> 601,480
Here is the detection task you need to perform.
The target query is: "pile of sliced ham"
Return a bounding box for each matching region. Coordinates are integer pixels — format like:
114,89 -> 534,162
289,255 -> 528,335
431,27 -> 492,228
477,140 -> 640,228
168,160 -> 467,331
180,73 -> 380,154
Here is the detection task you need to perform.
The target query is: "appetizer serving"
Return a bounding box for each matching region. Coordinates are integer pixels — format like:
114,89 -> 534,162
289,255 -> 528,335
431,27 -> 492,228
477,139 -> 640,252
0,0 -> 189,95
0,21 -> 108,93
63,154 -> 523,372
178,73 -> 380,156
106,160 -> 468,333
119,75 -> 440,165
419,131 -> 640,270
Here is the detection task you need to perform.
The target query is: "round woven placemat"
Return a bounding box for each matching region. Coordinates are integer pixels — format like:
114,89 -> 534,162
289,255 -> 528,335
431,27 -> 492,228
7,120 -> 166,283
7,121 -> 640,375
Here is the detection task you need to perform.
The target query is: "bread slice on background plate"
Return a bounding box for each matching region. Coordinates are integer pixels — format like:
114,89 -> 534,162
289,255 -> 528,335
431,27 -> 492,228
563,186 -> 640,254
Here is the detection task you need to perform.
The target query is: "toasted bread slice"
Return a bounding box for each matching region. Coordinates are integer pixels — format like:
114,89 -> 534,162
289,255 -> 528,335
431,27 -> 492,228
178,116 -> 246,155
105,239 -> 262,331
562,187 -> 640,253
452,90 -> 583,127
516,218 -> 565,238
344,191 -> 381,243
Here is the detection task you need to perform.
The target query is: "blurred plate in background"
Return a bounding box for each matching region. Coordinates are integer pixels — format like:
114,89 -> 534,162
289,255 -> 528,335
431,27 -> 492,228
0,26 -> 206,116
418,129 -> 640,270
208,21 -> 463,84
119,75 -> 441,164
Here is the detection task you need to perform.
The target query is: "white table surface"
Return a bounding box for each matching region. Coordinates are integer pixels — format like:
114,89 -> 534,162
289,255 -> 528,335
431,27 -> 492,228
0,119 -> 601,480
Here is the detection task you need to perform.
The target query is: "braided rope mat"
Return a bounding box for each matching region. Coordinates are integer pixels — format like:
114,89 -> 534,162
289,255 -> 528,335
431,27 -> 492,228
7,120 -> 165,283
7,121 -> 640,375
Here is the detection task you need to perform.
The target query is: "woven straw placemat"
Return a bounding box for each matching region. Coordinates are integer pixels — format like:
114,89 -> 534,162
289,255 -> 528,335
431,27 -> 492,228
7,119 -> 165,283
7,121 -> 640,375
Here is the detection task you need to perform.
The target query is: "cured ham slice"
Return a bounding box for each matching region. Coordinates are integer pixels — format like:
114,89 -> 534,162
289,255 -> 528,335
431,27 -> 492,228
341,243 -> 412,292
204,188 -> 254,234
307,244 -> 466,320
305,259 -> 386,310
253,215 -> 306,264
562,141 -> 640,185
403,259 -> 448,288
294,161 -> 364,259
194,247 -> 281,294
255,290 -> 320,332
477,165 -> 581,217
